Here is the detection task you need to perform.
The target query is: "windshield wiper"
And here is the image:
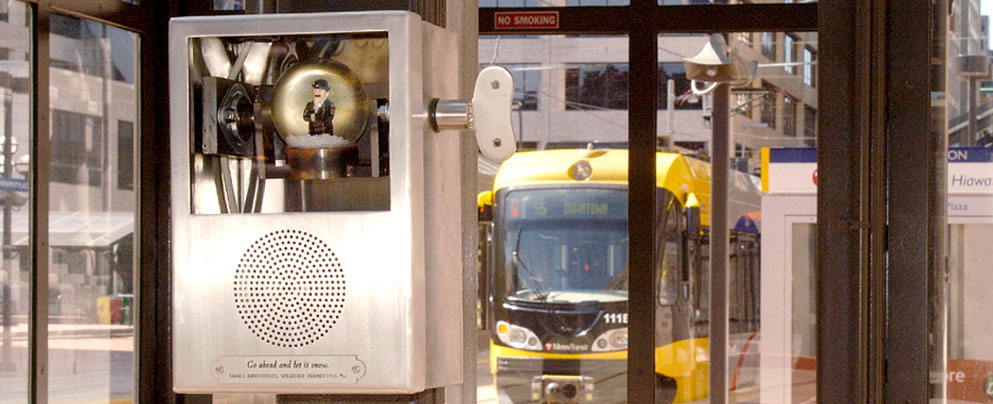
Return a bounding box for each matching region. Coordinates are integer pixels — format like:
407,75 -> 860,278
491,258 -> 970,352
512,226 -> 548,301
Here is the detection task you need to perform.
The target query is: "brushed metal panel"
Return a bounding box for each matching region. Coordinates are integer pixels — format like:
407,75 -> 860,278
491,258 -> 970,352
420,22 -> 463,389
172,214 -> 417,393
169,12 -> 439,394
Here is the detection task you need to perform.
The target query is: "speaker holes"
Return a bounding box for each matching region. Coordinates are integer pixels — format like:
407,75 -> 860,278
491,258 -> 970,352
234,230 -> 345,348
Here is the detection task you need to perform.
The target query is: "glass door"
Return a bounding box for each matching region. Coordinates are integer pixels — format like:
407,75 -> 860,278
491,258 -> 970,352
0,3 -> 32,402
46,12 -> 139,404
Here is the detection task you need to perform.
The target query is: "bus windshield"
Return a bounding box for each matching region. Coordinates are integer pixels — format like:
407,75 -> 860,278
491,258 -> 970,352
499,188 -> 628,303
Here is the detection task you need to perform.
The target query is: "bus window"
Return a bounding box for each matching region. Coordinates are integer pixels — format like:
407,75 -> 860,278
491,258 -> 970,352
658,241 -> 680,305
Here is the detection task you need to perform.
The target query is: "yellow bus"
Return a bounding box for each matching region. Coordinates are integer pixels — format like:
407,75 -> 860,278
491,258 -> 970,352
478,148 -> 761,403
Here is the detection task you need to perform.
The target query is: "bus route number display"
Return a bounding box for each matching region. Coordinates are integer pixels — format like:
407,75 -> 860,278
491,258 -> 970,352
507,189 -> 626,221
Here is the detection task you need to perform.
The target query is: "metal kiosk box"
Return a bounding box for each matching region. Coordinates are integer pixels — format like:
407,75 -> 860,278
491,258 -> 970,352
169,12 -> 463,394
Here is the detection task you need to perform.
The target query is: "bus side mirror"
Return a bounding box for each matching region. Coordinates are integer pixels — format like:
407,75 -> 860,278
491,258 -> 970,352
685,192 -> 701,238
686,206 -> 701,239
478,190 -> 494,222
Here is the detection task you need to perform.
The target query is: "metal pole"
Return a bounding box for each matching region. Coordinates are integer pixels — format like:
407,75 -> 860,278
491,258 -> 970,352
967,76 -> 977,146
667,79 -> 675,139
627,1 -> 658,400
102,33 -> 112,212
709,83 -> 729,404
31,3 -> 53,402
739,123 -> 745,158
0,75 -> 12,372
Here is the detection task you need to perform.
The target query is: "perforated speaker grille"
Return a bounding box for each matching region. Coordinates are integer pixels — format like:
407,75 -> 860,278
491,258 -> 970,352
234,229 -> 345,348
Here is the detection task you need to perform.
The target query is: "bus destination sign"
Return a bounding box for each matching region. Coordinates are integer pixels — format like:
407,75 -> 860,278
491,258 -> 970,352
508,189 -> 626,220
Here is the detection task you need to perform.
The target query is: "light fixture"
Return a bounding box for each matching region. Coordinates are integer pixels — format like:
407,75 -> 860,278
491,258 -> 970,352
683,34 -> 754,95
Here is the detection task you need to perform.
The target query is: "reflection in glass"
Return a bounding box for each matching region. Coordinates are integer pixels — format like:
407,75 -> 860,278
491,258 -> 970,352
48,13 -> 137,404
791,223 -> 817,402
663,1 -> 821,6
939,0 -> 993,402
479,35 -> 629,151
481,0 -> 815,6
565,63 -> 629,111
480,0 -> 629,6
658,32 -> 818,167
727,31 -> 817,169
945,224 -> 993,402
658,62 -> 704,112
660,31 -> 817,403
214,0 -> 244,11
0,2 -> 31,403
495,63 -> 541,111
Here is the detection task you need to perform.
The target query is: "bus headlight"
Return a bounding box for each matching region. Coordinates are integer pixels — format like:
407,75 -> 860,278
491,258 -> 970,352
592,328 -> 628,352
496,321 -> 542,350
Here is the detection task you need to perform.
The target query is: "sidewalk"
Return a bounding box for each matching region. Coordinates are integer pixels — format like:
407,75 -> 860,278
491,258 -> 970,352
3,320 -> 133,340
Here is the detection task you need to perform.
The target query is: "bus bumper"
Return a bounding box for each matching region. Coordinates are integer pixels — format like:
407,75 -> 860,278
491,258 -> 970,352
494,356 -> 626,404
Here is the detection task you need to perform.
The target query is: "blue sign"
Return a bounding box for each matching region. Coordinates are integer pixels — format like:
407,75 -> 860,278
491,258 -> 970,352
768,147 -> 817,163
769,147 -> 991,163
947,147 -> 993,163
0,177 -> 28,193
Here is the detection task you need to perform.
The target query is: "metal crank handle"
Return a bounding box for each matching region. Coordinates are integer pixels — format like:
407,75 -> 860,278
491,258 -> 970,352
428,65 -> 517,162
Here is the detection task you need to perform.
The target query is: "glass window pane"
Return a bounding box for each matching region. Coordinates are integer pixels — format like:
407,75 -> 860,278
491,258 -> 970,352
482,0 -> 819,7
0,2 -> 31,403
48,13 -> 137,404
947,224 -> 993,402
660,0 -> 817,5
484,0 -> 630,8
477,34 -> 629,403
659,31 -> 817,402
480,35 -> 629,150
943,2 -> 993,401
790,223 -> 817,399
214,0 -> 244,11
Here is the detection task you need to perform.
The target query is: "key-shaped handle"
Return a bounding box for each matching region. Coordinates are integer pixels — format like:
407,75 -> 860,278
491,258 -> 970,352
429,65 -> 517,162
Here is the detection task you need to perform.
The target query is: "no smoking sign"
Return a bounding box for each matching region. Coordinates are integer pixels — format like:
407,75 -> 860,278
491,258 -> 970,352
494,11 -> 559,30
